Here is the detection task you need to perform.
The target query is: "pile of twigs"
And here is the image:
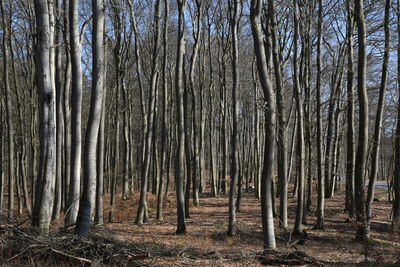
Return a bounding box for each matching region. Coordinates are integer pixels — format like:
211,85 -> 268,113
0,215 -> 149,266
259,249 -> 323,266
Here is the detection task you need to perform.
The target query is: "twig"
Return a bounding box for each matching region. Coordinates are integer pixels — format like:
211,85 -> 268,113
50,248 -> 92,264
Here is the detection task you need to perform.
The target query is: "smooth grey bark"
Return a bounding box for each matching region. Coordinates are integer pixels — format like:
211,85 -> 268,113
354,0 -> 368,241
135,0 -> 161,224
95,37 -> 107,225
175,0 -> 187,235
52,0 -> 63,220
75,0 -> 104,237
315,0 -> 325,230
32,0 -> 57,233
122,81 -> 130,200
62,0 -> 71,211
189,0 -> 202,208
183,64 -> 192,218
157,0 -> 169,222
366,0 -> 390,235
0,0 -> 15,218
345,0 -> 355,221
227,0 -> 240,237
65,0 -> 82,226
268,0 -> 287,229
109,0 -> 122,223
250,0 -> 276,249
292,0 -> 305,235
207,11 -> 217,197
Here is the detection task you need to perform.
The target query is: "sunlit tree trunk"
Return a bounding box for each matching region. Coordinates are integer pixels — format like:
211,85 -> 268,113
32,0 -> 57,233
250,0 -> 276,249
65,0 -> 82,226
75,0 -> 105,237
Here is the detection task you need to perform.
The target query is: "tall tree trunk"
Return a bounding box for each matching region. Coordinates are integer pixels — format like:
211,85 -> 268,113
250,0 -> 276,249
0,0 -> 15,218
354,0 -> 368,241
315,0 -> 325,230
292,0 -> 305,235
157,0 -> 169,222
268,0 -> 287,229
75,0 -> 105,237
65,0 -> 82,226
52,0 -> 63,220
392,0 -> 400,232
345,0 -> 355,221
32,0 -> 57,233
366,0 -> 390,234
227,0 -> 240,237
189,0 -> 202,208
135,0 -> 161,224
95,37 -> 107,225
175,0 -> 187,234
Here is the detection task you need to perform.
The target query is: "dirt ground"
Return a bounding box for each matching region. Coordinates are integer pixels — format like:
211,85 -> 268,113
96,185 -> 399,266
1,184 -> 399,266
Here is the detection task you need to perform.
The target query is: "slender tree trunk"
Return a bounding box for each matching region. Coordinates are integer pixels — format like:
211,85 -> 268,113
250,0 -> 276,249
135,0 -> 161,224
392,0 -> 400,232
292,0 -> 305,235
366,0 -> 390,234
65,0 -> 82,226
315,0 -> 325,229
0,0 -> 15,218
175,0 -> 187,234
75,0 -> 105,237
345,0 -> 355,221
189,1 -> 202,208
157,0 -> 169,222
52,0 -> 63,220
95,37 -> 107,225
227,0 -> 240,237
268,0 -> 287,229
354,0 -> 368,241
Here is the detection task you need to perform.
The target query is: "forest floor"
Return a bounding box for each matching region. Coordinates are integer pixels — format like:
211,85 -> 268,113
1,183 -> 400,266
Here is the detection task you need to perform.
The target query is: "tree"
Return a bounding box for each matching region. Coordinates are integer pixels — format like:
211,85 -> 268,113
250,0 -> 276,249
392,0 -> 400,232
227,0 -> 241,237
175,0 -> 187,234
268,0 -> 287,229
75,0 -> 105,237
65,0 -> 82,226
366,0 -> 390,234
135,0 -> 162,225
315,0 -> 325,229
0,0 -> 15,218
32,0 -> 57,234
345,0 -> 355,221
354,0 -> 368,241
292,0 -> 305,235
157,0 -> 169,222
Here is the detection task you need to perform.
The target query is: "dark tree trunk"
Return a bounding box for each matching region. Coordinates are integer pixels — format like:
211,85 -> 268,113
354,0 -> 368,241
